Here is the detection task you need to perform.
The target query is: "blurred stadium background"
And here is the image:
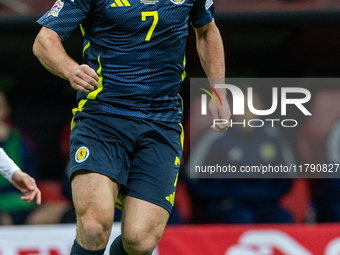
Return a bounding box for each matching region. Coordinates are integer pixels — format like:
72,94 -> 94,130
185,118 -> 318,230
0,0 -> 340,180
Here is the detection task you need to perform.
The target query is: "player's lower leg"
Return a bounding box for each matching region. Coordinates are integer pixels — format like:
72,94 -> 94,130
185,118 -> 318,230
109,235 -> 128,255
70,240 -> 106,255
110,233 -> 157,255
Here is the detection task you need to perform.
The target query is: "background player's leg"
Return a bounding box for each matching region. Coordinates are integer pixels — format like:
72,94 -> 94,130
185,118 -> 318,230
109,234 -> 128,255
71,170 -> 119,252
119,196 -> 169,255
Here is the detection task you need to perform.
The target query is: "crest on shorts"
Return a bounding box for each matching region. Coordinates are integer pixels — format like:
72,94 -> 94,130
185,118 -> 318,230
75,146 -> 90,163
48,0 -> 64,17
170,0 -> 185,5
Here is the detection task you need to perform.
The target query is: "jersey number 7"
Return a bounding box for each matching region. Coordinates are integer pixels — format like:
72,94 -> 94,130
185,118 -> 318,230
141,11 -> 159,41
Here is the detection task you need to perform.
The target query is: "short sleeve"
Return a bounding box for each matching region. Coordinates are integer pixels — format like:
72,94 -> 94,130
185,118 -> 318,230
0,148 -> 21,182
189,0 -> 215,28
37,0 -> 92,39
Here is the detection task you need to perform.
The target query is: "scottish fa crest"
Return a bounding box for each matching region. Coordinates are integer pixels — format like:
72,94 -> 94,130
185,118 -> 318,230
75,146 -> 90,163
170,0 -> 185,5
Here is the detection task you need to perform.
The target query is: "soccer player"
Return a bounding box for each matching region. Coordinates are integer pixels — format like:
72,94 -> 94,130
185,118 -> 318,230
33,0 -> 230,254
0,148 -> 41,205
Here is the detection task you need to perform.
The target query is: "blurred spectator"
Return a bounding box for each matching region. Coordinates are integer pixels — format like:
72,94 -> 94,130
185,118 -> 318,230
187,92 -> 295,224
313,119 -> 340,222
297,89 -> 340,223
0,90 -> 38,224
25,121 -> 73,225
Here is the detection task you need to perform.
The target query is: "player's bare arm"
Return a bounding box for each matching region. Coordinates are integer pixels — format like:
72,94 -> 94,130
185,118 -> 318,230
194,19 -> 231,132
33,27 -> 99,93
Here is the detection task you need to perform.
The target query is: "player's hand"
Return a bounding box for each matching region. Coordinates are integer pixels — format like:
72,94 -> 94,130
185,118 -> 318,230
11,171 -> 41,205
69,64 -> 99,93
209,92 -> 231,132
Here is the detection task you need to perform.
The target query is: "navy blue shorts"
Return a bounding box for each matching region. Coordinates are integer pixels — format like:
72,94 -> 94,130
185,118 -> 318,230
69,110 -> 183,213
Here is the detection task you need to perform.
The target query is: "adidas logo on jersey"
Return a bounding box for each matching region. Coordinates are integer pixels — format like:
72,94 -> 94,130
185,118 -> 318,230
111,0 -> 131,7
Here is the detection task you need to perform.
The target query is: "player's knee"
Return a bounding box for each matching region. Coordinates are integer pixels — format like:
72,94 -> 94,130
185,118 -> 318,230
122,232 -> 160,255
81,218 -> 111,239
77,212 -> 113,243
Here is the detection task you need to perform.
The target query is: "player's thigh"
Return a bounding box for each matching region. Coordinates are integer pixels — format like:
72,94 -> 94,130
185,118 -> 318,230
71,170 -> 119,222
121,196 -> 169,245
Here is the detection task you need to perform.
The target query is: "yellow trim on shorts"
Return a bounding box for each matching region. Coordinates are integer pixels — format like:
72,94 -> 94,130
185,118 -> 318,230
166,172 -> 179,207
174,172 -> 179,187
115,193 -> 124,210
165,124 -> 183,207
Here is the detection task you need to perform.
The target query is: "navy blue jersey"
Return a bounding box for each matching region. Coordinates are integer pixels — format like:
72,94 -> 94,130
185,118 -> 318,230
38,0 -> 215,122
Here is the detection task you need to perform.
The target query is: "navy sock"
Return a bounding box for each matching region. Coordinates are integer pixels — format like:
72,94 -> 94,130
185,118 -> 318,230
70,240 -> 106,255
109,235 -> 128,255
